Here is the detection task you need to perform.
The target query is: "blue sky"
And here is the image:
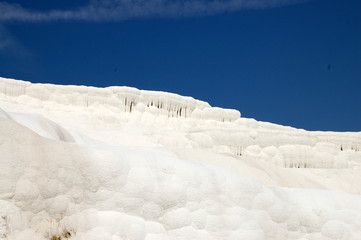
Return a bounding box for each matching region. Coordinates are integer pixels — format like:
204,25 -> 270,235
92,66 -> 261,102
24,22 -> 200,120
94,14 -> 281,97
0,0 -> 360,131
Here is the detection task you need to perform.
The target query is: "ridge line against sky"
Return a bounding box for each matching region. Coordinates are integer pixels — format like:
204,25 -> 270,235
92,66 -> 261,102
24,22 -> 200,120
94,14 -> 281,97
0,0 -> 360,132
0,0 -> 310,22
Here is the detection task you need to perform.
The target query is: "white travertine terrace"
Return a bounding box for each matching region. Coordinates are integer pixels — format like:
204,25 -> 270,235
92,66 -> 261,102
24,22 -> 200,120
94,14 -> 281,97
1,77 -> 361,240
1,77 -> 360,169
0,77 -> 240,122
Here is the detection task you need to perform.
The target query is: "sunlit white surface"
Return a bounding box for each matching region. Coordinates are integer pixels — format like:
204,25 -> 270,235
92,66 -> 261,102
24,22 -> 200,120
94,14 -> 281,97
0,77 -> 360,240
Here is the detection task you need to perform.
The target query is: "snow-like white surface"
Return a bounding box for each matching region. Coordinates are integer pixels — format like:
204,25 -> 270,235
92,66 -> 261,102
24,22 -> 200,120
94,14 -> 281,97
0,77 -> 361,240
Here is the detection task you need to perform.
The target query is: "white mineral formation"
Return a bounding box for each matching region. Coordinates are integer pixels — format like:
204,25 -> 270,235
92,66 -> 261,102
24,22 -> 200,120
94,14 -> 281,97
0,77 -> 360,240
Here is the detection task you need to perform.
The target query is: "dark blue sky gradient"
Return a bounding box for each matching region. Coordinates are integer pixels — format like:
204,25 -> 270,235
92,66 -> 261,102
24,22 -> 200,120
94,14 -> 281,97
0,0 -> 360,131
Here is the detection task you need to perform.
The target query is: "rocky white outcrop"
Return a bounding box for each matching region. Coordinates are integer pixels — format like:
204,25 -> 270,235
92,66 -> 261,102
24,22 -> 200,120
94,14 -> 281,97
0,77 -> 361,240
0,77 -> 240,122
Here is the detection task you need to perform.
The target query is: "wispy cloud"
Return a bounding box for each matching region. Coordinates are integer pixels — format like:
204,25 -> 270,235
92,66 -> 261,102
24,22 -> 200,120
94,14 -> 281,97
0,24 -> 12,49
0,24 -> 31,58
0,0 -> 309,22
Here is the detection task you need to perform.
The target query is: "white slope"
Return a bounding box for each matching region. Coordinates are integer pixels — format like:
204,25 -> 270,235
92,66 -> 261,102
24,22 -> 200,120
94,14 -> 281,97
0,77 -> 361,240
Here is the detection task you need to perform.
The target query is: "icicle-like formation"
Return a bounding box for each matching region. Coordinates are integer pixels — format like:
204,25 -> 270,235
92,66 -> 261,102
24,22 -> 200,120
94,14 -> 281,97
0,77 -> 240,122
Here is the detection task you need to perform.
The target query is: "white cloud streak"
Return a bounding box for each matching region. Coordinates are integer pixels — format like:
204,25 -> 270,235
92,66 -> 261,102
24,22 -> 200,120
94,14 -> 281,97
0,0 -> 309,22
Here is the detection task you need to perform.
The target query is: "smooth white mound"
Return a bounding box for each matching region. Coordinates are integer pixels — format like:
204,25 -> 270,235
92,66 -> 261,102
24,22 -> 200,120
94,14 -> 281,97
1,77 -> 361,240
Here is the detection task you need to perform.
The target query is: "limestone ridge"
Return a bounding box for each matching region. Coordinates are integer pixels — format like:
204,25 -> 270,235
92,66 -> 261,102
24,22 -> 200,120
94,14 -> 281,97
0,77 -> 360,169
0,77 -> 240,122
